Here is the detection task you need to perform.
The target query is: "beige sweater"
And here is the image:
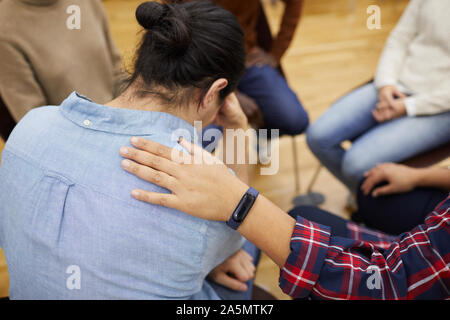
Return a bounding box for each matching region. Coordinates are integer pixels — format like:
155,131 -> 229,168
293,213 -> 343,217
0,0 -> 125,122
375,0 -> 450,116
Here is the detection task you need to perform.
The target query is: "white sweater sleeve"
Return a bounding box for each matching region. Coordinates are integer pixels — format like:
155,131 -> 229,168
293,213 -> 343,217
374,0 -> 421,89
406,83 -> 450,116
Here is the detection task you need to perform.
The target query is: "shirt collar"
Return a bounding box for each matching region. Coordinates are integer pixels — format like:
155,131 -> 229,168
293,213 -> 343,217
60,92 -> 198,138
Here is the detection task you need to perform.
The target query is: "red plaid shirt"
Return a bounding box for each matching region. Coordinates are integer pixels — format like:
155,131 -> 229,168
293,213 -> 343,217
279,195 -> 450,300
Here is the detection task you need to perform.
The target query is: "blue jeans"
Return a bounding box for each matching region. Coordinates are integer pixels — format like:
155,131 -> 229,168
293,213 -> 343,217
306,82 -> 450,191
206,241 -> 261,300
238,66 -> 309,136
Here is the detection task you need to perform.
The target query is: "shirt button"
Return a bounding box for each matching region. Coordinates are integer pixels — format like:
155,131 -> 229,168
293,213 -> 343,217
83,119 -> 91,126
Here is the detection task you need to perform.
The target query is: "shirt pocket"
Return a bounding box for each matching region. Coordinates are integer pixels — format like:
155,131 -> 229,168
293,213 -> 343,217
31,172 -> 75,249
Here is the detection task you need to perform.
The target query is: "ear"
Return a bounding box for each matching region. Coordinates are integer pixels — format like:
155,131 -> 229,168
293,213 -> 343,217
200,78 -> 228,110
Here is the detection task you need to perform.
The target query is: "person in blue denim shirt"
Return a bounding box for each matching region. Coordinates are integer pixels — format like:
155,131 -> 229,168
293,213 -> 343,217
0,1 -> 256,299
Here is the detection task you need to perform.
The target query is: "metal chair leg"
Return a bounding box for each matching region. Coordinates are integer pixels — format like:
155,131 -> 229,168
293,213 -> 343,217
291,136 -> 301,194
291,137 -> 325,207
306,165 -> 322,193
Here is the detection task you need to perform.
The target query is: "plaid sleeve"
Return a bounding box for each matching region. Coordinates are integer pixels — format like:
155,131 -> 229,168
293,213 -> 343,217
278,218 -> 331,298
279,195 -> 450,300
346,221 -> 396,250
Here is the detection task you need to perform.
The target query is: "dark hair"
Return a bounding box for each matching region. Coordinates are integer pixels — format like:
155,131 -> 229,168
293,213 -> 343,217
129,0 -> 245,107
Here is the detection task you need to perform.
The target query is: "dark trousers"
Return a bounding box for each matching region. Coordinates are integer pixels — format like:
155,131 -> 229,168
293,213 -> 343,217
288,206 -> 349,238
288,187 -> 448,237
354,185 -> 448,235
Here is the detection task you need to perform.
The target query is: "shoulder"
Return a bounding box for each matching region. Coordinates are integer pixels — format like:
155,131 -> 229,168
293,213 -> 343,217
0,1 -> 22,39
19,105 -> 61,128
85,0 -> 107,20
6,106 -> 60,149
11,104 -> 60,130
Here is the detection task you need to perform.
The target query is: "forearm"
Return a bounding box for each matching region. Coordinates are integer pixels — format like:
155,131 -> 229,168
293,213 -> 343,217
221,124 -> 250,184
406,89 -> 450,116
270,0 -> 303,61
237,195 -> 295,268
413,167 -> 450,191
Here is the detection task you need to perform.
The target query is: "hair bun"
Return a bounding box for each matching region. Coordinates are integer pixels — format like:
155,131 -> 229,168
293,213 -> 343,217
136,2 -> 192,56
136,1 -> 166,30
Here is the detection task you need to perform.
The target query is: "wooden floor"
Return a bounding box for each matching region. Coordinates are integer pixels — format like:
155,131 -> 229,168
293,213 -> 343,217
0,0 -> 411,299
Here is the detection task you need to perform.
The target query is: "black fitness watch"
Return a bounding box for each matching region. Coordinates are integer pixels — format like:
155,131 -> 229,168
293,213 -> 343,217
226,187 -> 259,230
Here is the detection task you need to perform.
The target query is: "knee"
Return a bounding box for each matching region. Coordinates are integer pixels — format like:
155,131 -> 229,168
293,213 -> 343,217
262,97 -> 309,136
256,68 -> 309,135
280,102 -> 309,136
306,120 -> 333,153
341,150 -> 374,188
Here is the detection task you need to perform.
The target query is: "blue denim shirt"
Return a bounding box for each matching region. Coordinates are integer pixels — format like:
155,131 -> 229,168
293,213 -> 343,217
0,92 -> 244,299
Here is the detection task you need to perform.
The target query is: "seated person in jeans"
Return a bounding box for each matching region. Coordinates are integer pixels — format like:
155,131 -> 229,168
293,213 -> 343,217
0,1 -> 254,299
175,0 -> 309,138
306,0 -> 450,192
226,0 -> 309,136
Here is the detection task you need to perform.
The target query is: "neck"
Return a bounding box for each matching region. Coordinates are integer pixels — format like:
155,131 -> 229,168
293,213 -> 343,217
106,89 -> 198,127
19,0 -> 58,5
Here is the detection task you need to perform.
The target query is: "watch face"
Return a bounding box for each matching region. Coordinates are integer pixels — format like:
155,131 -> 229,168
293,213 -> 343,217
232,193 -> 256,222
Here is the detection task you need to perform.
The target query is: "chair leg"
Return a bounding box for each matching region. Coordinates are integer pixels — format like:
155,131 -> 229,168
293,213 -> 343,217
306,165 -> 322,193
291,136 -> 301,194
291,150 -> 326,207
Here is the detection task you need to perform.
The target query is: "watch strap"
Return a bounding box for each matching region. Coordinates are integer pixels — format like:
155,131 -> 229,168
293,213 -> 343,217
226,187 -> 259,230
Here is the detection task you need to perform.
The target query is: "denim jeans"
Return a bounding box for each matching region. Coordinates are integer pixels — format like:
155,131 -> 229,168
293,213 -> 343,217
238,65 -> 309,136
306,82 -> 450,191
